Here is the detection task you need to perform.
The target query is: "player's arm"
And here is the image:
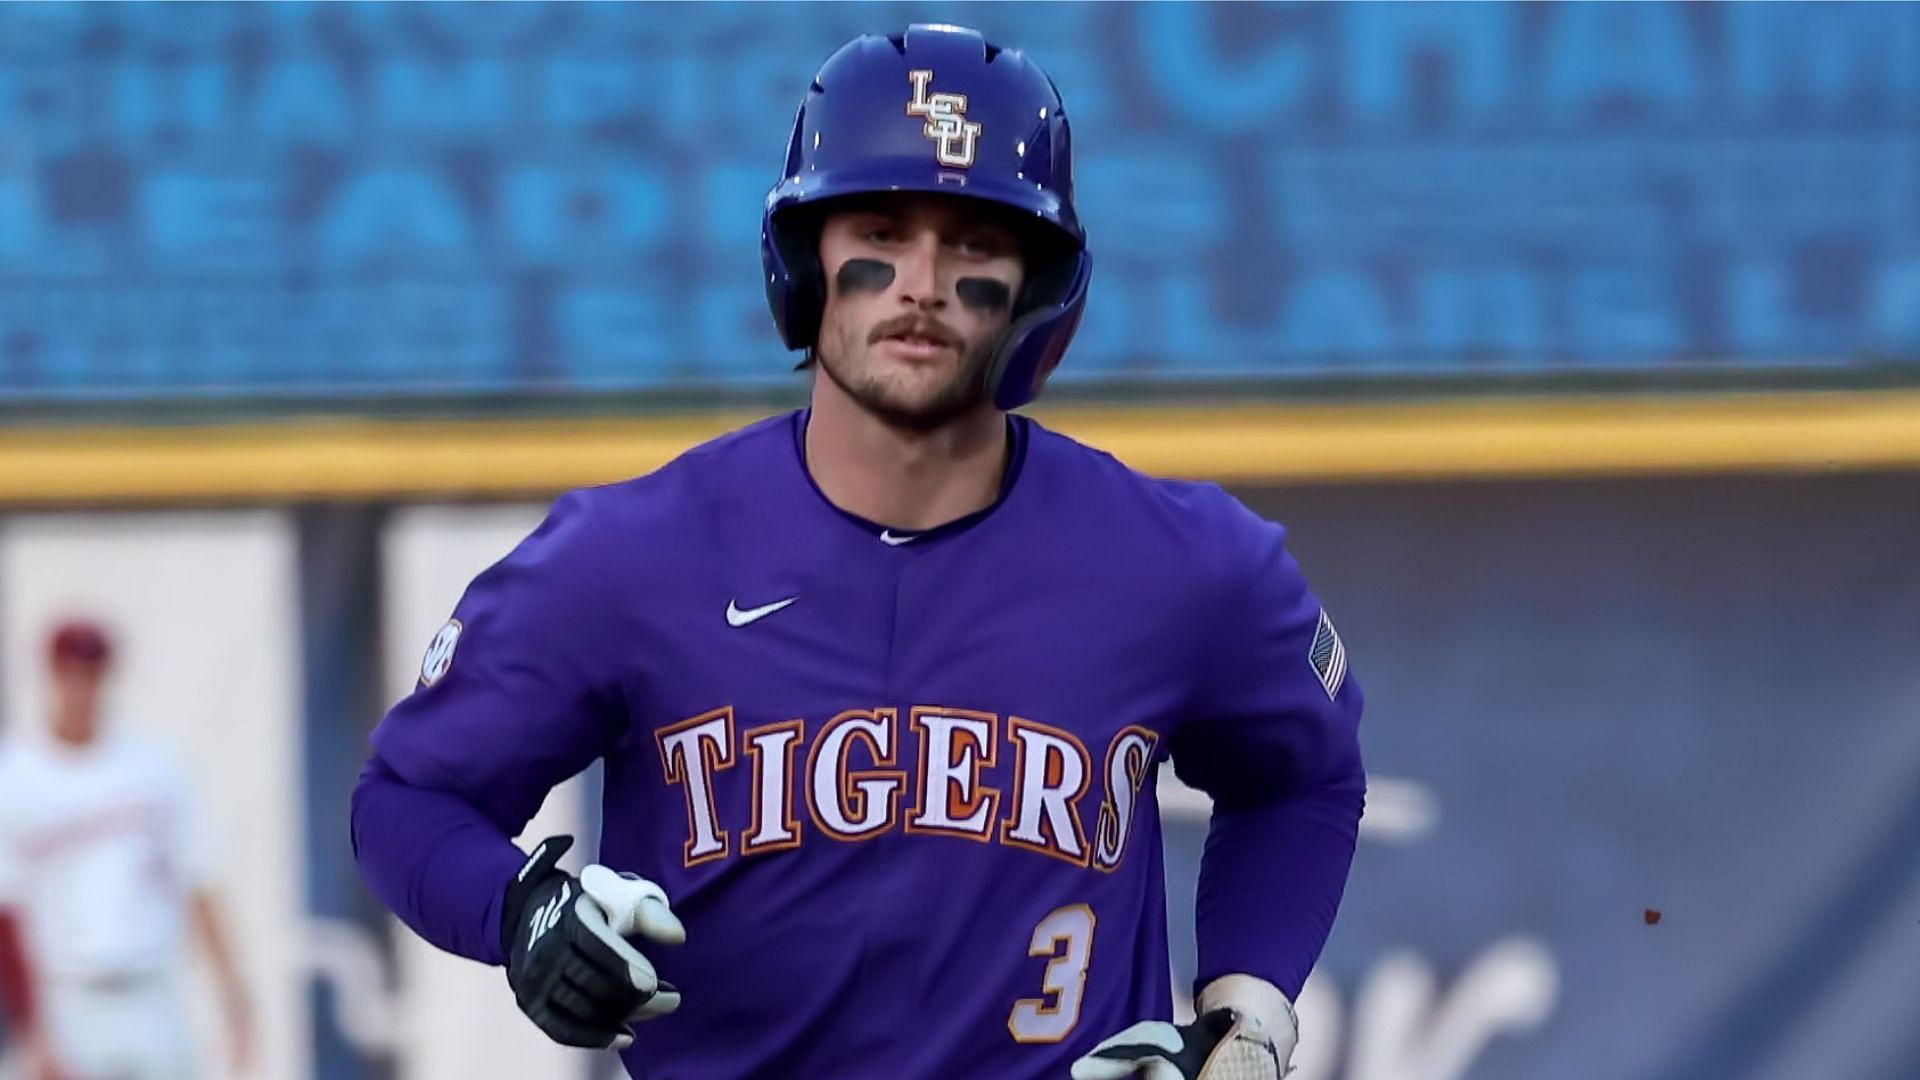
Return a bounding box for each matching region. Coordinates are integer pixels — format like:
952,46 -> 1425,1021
349,490 -> 685,1050
1076,509 -> 1365,1079
189,889 -> 253,1073
161,757 -> 254,1073
352,490 -> 625,961
0,906 -> 62,1080
0,822 -> 56,1080
0,906 -> 37,1037
0,792 -> 31,1027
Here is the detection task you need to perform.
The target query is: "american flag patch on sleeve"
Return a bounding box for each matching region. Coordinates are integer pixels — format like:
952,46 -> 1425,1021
1309,609 -> 1347,700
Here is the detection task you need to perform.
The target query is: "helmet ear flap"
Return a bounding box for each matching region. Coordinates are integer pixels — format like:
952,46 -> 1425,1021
763,101 -> 829,351
762,205 -> 828,351
987,249 -> 1091,411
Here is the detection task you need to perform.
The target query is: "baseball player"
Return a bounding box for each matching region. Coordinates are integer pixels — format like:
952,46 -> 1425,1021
0,620 -> 254,1080
353,24 -> 1365,1080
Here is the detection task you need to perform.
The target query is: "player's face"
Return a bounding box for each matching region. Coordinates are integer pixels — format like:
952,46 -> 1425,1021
813,194 -> 1027,432
50,657 -> 107,742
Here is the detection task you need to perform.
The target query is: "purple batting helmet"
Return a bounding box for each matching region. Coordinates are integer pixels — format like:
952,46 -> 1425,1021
761,23 -> 1092,411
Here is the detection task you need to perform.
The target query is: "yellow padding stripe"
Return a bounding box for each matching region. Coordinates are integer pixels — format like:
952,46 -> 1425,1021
1,391 -> 1916,504
1048,391 -> 1920,481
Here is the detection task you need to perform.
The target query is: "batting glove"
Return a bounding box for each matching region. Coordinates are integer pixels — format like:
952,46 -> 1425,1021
500,835 -> 685,1050
1072,976 -> 1298,1080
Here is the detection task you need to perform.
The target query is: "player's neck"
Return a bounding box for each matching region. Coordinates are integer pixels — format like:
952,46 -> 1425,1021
49,721 -> 101,750
804,387 -> 1007,532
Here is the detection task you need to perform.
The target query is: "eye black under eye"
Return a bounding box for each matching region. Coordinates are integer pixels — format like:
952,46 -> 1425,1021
957,277 -> 1012,312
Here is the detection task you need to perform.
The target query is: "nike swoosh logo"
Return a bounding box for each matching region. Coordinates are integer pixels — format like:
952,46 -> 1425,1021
726,596 -> 798,627
879,530 -> 917,546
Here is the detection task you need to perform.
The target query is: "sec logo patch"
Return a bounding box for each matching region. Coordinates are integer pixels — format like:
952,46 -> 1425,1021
420,619 -> 462,686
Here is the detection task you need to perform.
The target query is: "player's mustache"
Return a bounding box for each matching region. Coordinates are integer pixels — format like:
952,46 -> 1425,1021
869,315 -> 961,348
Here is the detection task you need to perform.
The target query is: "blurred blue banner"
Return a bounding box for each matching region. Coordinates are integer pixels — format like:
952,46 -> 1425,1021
1,1 -> 1918,403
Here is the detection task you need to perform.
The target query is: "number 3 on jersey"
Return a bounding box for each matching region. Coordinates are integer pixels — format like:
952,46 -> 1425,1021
1007,904 -> 1096,1043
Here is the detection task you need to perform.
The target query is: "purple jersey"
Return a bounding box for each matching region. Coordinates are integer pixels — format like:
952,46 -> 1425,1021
356,411 -> 1365,1078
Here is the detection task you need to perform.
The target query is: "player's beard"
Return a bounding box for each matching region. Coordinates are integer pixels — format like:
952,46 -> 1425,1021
815,333 -> 999,434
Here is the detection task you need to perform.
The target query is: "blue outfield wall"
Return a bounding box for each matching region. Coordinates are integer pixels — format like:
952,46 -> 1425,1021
1,1 -> 1918,402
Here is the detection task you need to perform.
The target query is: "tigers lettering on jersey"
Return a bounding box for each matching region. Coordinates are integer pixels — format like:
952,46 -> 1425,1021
1092,726 -> 1159,873
655,708 -> 737,866
656,706 -> 1159,870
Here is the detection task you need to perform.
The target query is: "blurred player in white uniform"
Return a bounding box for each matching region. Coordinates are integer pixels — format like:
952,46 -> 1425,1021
0,621 -> 253,1080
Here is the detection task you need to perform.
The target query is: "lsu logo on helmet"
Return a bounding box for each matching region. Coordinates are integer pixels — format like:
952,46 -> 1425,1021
906,69 -> 981,168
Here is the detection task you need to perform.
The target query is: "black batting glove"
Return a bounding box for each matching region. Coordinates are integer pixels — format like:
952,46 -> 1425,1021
500,835 -> 685,1051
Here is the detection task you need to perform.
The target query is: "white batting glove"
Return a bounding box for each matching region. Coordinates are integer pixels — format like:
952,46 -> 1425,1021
1072,975 -> 1298,1080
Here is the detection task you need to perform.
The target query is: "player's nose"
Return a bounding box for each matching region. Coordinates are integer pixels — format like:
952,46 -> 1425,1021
892,230 -> 945,310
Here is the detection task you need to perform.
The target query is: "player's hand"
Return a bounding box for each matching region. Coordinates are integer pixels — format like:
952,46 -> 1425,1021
1070,1007 -> 1292,1080
224,993 -> 256,1075
500,835 -> 685,1050
21,1027 -> 70,1080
